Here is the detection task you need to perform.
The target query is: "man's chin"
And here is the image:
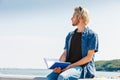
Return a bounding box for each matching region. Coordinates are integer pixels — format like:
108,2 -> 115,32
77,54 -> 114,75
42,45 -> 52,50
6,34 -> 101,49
72,24 -> 77,26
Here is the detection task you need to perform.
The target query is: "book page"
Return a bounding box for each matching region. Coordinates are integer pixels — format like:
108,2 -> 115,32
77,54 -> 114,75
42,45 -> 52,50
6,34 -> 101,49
44,58 -> 59,69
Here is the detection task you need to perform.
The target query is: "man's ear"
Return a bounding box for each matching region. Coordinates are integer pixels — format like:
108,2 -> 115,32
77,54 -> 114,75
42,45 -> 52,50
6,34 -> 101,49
78,16 -> 82,21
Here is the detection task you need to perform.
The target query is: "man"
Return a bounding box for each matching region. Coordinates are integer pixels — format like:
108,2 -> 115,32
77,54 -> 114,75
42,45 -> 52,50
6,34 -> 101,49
47,6 -> 98,80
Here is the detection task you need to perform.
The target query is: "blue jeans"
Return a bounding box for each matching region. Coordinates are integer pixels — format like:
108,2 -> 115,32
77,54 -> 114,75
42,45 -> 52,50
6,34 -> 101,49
47,66 -> 83,80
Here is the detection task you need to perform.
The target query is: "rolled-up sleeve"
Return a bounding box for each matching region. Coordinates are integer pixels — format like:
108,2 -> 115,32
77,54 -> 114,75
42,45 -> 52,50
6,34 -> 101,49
88,33 -> 99,52
64,33 -> 70,50
64,37 -> 67,50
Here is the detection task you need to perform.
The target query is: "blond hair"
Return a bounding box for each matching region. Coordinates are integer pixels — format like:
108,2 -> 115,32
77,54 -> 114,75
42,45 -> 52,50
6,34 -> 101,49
74,7 -> 90,25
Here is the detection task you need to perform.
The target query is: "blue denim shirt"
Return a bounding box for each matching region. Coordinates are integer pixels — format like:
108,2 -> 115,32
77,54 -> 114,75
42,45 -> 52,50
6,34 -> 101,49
64,27 -> 99,78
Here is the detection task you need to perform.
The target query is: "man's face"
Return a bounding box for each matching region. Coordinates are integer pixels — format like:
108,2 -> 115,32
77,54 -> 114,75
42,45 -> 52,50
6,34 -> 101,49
71,13 -> 79,26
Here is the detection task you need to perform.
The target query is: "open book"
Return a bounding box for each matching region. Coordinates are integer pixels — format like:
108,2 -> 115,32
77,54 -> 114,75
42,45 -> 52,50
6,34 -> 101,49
44,58 -> 70,69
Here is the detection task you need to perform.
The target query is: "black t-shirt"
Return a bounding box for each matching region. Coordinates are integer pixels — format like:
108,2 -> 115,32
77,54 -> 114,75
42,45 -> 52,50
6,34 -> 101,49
66,30 -> 82,63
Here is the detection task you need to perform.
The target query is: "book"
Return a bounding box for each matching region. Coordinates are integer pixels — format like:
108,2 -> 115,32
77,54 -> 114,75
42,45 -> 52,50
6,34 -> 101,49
44,58 -> 70,69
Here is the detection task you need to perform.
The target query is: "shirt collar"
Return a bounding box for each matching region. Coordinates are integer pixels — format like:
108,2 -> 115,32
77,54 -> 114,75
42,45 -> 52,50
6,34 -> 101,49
73,26 -> 88,35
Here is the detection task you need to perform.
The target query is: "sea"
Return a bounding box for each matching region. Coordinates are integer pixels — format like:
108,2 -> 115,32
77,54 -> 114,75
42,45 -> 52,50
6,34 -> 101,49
0,68 -> 120,79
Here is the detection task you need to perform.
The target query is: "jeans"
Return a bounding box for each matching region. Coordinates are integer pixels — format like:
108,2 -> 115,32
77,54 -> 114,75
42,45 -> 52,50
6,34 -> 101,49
47,66 -> 83,80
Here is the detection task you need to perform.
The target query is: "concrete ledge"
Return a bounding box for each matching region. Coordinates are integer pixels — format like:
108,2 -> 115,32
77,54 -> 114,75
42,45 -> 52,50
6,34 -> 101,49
78,78 -> 118,80
0,75 -> 119,80
0,75 -> 46,80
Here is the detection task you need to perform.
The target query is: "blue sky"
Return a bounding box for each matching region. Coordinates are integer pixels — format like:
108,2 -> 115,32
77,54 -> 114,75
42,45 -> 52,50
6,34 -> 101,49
0,0 -> 120,68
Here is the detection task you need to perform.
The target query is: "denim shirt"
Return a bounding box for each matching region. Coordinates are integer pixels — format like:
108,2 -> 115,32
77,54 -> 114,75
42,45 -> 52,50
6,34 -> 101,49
64,27 -> 99,78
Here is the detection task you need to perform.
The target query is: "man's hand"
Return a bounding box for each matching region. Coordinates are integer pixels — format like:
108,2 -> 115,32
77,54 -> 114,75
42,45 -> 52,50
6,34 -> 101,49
53,67 -> 62,73
53,64 -> 74,73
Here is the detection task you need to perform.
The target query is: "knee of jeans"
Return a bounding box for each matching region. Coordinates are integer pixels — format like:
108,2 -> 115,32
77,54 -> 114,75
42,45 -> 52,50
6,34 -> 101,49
57,74 -> 68,80
58,74 -> 78,80
74,66 -> 83,71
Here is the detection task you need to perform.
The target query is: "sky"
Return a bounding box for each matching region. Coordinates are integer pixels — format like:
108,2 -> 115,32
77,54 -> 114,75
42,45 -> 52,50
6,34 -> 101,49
0,0 -> 120,68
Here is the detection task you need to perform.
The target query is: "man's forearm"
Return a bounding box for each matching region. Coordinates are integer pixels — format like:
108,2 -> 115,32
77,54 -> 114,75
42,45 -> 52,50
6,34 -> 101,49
71,56 -> 91,66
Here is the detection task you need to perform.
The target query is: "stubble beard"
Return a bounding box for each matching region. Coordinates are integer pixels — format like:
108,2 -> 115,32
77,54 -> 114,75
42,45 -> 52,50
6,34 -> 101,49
72,20 -> 79,26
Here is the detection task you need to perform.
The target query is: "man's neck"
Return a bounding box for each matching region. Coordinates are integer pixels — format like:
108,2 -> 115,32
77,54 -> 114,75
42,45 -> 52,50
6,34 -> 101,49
77,24 -> 86,32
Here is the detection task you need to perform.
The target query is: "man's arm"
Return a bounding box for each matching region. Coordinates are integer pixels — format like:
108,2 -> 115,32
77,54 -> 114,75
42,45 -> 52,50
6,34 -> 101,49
59,50 -> 67,62
53,50 -> 67,73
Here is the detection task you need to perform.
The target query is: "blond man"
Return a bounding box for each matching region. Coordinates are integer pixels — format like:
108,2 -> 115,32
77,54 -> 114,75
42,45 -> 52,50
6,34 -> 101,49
47,6 -> 98,80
